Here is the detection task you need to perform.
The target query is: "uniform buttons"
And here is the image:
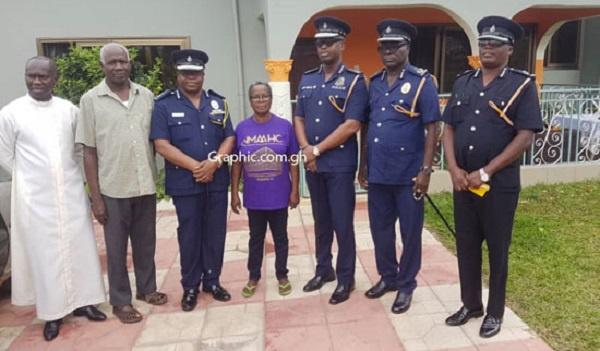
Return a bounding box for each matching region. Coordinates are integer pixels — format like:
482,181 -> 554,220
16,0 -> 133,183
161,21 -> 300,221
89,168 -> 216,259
469,145 -> 474,151
201,125 -> 205,129
385,93 -> 389,96
377,122 -> 382,127
480,92 -> 485,96
400,147 -> 405,151
457,101 -> 462,106
340,144 -> 344,148
178,121 -> 182,125
175,166 -> 179,169
204,142 -> 208,145
315,136 -> 320,141
321,84 -> 325,88
381,107 -> 386,111
374,138 -> 379,143
399,99 -> 404,104
470,126 -> 477,132
318,101 -> 323,106
475,110 -> 480,115
315,118 -> 320,123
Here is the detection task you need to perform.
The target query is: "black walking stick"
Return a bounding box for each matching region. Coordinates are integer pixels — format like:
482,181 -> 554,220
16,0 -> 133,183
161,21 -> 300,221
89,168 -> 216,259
424,193 -> 456,238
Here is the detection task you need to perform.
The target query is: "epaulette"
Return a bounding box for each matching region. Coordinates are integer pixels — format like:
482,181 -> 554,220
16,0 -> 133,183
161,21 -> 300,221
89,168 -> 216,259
508,68 -> 535,79
370,70 -> 385,81
207,89 -> 226,100
303,67 -> 319,75
344,67 -> 361,75
456,69 -> 475,78
406,65 -> 429,77
155,89 -> 174,101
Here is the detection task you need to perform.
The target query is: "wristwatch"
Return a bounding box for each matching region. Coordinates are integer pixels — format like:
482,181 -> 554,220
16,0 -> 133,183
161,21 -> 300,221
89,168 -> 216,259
479,168 -> 490,182
312,145 -> 321,157
420,166 -> 434,175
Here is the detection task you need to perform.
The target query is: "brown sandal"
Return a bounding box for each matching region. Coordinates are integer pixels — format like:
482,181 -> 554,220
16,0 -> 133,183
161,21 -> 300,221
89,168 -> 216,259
136,291 -> 168,305
112,305 -> 143,324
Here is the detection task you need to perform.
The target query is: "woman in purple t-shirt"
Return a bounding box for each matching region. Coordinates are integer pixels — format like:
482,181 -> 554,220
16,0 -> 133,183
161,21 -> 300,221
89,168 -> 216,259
231,82 -> 300,298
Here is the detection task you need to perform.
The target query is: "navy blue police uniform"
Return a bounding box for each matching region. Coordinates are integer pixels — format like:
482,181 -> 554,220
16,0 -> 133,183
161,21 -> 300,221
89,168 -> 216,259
442,17 -> 543,321
366,20 -> 442,297
295,17 -> 369,287
150,50 -> 235,296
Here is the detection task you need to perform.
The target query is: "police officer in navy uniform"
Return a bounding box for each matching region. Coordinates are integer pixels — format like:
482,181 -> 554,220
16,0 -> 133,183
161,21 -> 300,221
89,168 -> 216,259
358,20 -> 441,314
442,16 -> 543,337
150,49 -> 235,311
294,16 -> 369,304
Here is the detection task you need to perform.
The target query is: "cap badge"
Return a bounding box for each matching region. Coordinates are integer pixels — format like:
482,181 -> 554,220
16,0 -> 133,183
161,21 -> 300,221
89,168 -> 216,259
211,100 -> 219,109
323,22 -> 328,29
187,56 -> 192,62
385,26 -> 392,34
490,25 -> 496,33
401,82 -> 411,95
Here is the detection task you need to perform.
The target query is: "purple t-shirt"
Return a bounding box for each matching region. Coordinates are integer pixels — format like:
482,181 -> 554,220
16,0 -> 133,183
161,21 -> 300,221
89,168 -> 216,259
234,114 -> 300,210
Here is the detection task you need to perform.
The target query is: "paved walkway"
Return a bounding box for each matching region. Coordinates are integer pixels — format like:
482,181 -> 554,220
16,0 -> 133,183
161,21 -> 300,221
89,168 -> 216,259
0,196 -> 553,351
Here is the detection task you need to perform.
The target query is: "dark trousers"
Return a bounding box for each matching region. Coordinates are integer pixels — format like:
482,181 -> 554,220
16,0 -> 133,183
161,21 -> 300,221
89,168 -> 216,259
103,194 -> 157,307
453,190 -> 519,318
305,172 -> 356,285
172,191 -> 227,291
368,183 -> 424,293
247,208 -> 289,281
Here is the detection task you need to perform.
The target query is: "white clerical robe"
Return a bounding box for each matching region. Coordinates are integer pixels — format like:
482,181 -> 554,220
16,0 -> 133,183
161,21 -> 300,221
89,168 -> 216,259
0,95 -> 105,320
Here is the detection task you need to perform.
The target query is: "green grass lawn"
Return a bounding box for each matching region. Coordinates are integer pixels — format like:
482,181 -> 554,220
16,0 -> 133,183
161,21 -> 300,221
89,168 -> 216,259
424,180 -> 600,351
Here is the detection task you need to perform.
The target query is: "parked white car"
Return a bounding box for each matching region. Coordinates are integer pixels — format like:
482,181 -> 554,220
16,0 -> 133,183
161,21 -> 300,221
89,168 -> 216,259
0,167 -> 11,286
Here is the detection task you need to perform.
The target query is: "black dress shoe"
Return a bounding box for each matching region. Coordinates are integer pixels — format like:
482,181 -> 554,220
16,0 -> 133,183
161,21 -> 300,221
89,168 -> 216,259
43,319 -> 62,341
329,281 -> 355,305
479,314 -> 502,338
202,285 -> 231,302
445,306 -> 484,326
391,292 -> 412,314
181,289 -> 198,312
365,280 -> 397,299
303,272 -> 336,292
73,305 -> 107,321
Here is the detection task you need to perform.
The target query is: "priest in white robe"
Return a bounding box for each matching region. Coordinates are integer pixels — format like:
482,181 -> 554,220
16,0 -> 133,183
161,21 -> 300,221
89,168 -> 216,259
0,57 -> 107,341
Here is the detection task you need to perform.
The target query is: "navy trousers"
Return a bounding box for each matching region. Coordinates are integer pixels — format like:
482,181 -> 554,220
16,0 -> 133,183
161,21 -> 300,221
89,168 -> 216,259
247,208 -> 289,281
172,191 -> 228,291
453,190 -> 519,319
305,171 -> 356,285
368,183 -> 424,294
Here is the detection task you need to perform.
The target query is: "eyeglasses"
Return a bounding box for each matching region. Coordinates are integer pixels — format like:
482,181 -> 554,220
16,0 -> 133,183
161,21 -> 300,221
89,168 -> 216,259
250,95 -> 272,102
377,43 -> 408,53
478,39 -> 509,48
315,38 -> 342,48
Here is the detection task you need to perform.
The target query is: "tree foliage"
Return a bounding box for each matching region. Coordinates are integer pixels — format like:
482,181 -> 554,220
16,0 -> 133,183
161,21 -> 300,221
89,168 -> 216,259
54,45 -> 163,105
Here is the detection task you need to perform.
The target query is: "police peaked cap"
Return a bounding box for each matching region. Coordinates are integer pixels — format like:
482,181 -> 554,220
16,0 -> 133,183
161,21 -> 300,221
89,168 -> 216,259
477,16 -> 524,44
376,19 -> 418,43
171,49 -> 209,71
314,16 -> 351,38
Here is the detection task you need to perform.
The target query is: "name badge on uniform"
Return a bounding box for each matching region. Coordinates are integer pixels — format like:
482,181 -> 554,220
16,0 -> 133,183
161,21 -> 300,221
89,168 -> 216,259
401,82 -> 411,95
171,112 -> 185,118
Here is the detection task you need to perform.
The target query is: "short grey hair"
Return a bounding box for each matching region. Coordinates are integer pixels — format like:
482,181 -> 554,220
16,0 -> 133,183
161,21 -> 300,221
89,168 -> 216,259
100,43 -> 130,64
248,81 -> 273,99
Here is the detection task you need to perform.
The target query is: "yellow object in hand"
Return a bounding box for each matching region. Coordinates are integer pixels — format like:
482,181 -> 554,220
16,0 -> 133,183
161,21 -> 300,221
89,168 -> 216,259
469,183 -> 490,197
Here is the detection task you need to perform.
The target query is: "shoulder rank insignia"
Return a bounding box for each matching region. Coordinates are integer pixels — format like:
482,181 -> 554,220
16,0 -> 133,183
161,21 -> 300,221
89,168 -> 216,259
303,67 -> 319,75
370,70 -> 384,81
155,89 -> 173,101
